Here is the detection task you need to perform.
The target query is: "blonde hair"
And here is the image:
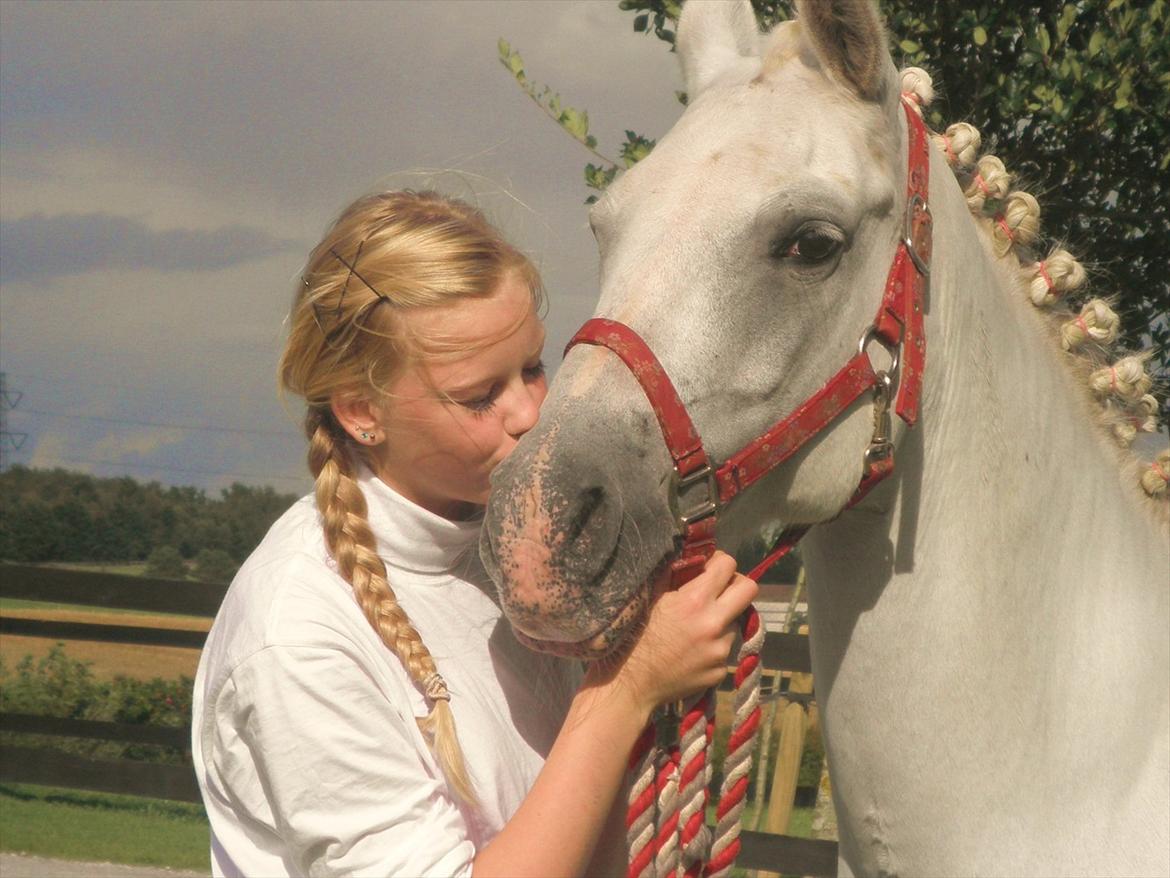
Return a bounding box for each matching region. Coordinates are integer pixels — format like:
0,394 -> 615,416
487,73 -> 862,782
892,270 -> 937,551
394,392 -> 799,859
279,190 -> 542,806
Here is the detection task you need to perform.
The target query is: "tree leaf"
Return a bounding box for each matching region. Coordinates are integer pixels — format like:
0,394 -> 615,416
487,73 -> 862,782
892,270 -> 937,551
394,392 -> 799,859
560,108 -> 589,141
1057,4 -> 1078,42
973,26 -> 988,46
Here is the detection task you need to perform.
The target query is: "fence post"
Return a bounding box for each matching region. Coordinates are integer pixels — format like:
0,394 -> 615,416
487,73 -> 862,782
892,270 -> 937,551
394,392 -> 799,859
811,755 -> 838,842
763,624 -> 813,844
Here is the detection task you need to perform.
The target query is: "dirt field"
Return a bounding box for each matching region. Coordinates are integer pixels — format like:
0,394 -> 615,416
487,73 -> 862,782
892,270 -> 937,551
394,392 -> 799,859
0,853 -> 206,878
0,607 -> 209,680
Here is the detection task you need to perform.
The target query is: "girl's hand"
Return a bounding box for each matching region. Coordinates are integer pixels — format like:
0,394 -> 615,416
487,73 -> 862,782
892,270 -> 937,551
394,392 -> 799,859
585,551 -> 758,717
479,553 -> 755,878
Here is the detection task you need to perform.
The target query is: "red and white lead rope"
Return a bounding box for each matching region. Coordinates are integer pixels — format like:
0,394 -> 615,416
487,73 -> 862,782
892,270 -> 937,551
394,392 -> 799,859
625,607 -> 763,878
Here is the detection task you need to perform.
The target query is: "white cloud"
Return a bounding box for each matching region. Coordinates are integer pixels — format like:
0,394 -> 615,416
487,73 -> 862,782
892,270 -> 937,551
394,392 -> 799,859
90,428 -> 186,460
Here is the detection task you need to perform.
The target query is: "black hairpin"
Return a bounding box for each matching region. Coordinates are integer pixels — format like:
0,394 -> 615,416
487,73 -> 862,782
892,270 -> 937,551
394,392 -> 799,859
308,238 -> 392,349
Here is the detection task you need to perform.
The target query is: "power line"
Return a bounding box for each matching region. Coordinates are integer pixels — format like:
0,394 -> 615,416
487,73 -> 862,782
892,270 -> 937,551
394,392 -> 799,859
1,372 -> 29,471
0,370 -> 280,404
23,454 -> 309,485
14,407 -> 295,438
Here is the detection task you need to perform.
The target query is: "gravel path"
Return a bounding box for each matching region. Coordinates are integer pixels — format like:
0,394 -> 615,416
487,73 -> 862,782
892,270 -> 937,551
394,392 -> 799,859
0,853 -> 208,878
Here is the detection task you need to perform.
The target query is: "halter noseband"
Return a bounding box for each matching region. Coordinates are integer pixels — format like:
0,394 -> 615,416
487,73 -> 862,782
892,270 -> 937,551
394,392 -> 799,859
566,96 -> 932,587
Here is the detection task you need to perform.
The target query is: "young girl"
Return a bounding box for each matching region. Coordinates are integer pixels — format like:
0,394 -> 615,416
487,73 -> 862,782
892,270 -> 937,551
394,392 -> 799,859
191,190 -> 757,877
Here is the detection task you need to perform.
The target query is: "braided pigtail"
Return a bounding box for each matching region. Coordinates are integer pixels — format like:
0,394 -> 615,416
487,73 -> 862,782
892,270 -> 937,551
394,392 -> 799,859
282,190 -> 544,808
306,406 -> 477,807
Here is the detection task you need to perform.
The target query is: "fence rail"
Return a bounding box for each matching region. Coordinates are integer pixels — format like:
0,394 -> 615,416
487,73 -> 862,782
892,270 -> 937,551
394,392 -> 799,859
0,562 -> 838,875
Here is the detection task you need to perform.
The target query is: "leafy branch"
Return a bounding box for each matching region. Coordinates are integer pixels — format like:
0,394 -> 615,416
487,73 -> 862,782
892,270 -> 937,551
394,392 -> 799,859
498,38 -> 656,202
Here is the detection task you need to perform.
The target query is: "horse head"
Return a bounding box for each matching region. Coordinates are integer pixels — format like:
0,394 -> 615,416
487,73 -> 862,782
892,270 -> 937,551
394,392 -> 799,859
482,0 -> 921,657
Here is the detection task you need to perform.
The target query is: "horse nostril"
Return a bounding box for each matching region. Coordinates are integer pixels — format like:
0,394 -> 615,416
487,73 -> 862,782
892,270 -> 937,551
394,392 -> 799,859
566,486 -> 606,543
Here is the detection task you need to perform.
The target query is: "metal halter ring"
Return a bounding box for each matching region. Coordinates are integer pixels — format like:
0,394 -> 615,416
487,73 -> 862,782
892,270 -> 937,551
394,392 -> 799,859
903,192 -> 932,276
858,325 -> 901,383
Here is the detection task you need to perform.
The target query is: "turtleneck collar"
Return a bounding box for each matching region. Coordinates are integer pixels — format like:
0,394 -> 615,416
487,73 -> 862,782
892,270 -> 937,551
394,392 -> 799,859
356,466 -> 483,575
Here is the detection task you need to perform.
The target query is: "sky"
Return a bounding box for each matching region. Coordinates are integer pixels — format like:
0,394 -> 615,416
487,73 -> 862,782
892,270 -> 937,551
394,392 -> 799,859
0,0 -> 685,496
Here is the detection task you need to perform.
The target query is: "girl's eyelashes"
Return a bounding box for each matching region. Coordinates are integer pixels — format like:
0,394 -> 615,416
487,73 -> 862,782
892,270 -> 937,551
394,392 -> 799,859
461,389 -> 499,415
457,360 -> 545,417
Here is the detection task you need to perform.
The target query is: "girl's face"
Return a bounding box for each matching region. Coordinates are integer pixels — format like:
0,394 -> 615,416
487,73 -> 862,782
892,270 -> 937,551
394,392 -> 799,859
365,271 -> 547,520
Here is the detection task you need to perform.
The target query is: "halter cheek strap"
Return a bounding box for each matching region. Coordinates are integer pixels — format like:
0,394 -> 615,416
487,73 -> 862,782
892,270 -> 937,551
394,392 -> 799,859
566,97 -> 931,588
565,319 -> 719,584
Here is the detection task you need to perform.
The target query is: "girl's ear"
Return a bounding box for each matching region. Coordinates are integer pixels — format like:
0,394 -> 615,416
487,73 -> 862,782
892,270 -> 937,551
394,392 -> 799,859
331,397 -> 381,444
677,0 -> 760,100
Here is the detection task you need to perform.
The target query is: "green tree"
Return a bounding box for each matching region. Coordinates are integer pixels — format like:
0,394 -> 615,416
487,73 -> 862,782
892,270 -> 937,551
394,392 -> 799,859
0,467 -> 297,565
145,545 -> 187,581
192,548 -> 238,584
502,0 -> 1169,387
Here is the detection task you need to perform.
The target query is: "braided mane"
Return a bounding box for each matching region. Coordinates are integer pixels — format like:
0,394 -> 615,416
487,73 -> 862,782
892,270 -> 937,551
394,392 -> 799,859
899,67 -> 1169,516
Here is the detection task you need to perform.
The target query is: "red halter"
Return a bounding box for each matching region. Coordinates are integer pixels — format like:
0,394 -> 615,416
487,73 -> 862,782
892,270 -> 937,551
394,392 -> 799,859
566,97 -> 932,588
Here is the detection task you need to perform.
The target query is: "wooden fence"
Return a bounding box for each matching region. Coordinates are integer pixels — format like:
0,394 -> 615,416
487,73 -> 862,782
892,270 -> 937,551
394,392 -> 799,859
0,562 -> 838,876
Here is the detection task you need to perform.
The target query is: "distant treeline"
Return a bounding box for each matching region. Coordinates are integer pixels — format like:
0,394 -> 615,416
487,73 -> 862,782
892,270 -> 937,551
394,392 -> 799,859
0,466 -> 299,565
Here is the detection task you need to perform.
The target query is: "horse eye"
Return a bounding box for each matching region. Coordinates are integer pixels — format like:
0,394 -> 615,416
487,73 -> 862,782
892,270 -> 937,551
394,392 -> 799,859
772,223 -> 845,263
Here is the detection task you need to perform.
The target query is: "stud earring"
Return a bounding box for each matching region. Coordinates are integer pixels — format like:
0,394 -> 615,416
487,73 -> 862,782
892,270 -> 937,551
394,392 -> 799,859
359,430 -> 374,442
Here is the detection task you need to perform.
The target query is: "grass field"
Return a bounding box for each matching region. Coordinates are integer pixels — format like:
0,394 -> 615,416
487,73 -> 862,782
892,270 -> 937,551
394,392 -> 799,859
0,783 -> 813,874
1,558 -> 211,680
0,606 -> 208,680
38,562 -> 153,576
0,784 -> 210,872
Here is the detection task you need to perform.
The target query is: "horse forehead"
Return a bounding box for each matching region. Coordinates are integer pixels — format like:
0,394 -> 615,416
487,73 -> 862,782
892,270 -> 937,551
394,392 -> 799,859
614,75 -> 888,219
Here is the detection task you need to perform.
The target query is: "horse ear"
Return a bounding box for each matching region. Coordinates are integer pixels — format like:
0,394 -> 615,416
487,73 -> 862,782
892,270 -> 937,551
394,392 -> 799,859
677,0 -> 760,100
795,0 -> 888,101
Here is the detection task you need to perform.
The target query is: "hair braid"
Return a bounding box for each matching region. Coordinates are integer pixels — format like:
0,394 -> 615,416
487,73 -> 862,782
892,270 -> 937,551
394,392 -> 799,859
281,190 -> 543,807
305,406 -> 477,806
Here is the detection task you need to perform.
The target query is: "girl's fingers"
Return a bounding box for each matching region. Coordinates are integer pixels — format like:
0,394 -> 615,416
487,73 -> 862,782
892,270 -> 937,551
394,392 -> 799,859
685,550 -> 737,598
715,573 -> 759,624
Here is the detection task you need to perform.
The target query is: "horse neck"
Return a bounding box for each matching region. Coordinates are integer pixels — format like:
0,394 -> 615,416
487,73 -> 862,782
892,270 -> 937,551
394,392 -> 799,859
802,158 -> 1169,689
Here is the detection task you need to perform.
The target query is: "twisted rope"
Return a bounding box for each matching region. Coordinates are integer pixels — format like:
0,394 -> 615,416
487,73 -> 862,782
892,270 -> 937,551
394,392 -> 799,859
627,725 -> 659,878
706,607 -> 763,878
677,693 -> 714,877
653,737 -> 682,878
625,606 -> 764,878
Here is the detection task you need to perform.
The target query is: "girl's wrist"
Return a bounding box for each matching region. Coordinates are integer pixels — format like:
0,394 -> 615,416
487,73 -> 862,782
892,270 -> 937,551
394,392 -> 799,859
576,665 -> 656,738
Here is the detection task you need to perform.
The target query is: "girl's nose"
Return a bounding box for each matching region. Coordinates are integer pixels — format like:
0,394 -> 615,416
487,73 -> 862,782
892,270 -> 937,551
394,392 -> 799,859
504,378 -> 545,438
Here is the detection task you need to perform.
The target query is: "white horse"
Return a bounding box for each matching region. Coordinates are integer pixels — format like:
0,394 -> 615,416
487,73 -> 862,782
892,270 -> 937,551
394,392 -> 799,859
482,1 -> 1170,875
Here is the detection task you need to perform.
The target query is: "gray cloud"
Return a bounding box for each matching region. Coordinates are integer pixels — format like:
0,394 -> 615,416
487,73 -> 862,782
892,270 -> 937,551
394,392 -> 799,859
0,212 -> 299,283
0,1 -> 684,491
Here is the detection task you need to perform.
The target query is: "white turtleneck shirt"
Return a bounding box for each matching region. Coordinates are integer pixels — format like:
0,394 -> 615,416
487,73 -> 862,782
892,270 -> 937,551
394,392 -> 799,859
191,469 -> 582,877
